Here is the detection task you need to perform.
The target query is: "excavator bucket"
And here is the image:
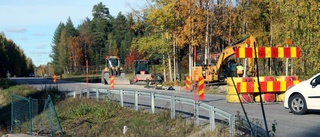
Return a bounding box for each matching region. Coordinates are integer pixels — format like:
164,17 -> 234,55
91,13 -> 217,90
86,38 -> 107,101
101,72 -> 130,85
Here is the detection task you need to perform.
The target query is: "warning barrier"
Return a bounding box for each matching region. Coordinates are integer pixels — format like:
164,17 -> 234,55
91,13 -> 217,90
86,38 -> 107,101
226,77 -> 254,103
198,77 -> 204,100
236,80 -> 300,93
53,74 -> 57,84
254,93 -> 276,102
276,93 -> 285,102
186,76 -> 190,91
226,76 -> 301,103
110,76 -> 114,90
235,47 -> 300,58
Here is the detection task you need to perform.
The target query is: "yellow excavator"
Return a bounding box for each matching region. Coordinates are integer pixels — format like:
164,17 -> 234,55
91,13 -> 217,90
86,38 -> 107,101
192,35 -> 256,83
101,56 -> 130,85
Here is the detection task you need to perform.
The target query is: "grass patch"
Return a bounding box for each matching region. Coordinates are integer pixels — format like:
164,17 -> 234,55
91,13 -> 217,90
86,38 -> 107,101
62,73 -> 135,83
55,98 -> 202,136
62,74 -> 101,83
0,78 -> 17,90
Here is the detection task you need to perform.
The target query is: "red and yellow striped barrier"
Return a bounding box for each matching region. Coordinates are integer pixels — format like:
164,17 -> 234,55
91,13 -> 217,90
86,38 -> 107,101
236,80 -> 300,93
235,47 -> 300,58
110,76 -> 114,90
198,77 -> 204,100
186,76 -> 190,91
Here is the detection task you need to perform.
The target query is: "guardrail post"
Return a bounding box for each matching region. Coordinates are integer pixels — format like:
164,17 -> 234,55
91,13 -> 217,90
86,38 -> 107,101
80,89 -> 83,98
134,91 -> 138,111
209,106 -> 215,131
171,96 -> 176,119
73,91 -> 76,98
196,101 -> 199,126
96,89 -> 99,101
229,115 -> 235,137
151,92 -> 155,114
120,90 -> 124,107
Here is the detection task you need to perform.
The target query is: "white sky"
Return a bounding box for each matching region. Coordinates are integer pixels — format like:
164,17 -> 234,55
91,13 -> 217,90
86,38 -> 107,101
0,0 -> 147,66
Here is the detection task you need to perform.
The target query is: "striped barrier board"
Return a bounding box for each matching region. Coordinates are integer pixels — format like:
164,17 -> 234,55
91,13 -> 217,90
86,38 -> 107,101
198,77 -> 204,100
235,47 -> 300,58
236,80 -> 301,93
110,76 -> 114,90
186,76 -> 190,91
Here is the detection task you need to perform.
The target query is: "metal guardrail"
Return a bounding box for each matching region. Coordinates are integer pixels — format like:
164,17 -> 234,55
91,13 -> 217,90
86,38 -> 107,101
66,88 -> 268,137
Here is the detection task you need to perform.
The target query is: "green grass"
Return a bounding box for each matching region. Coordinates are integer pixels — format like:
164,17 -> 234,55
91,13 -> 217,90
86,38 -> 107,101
61,74 -> 101,83
56,98 -> 204,136
62,73 -> 135,83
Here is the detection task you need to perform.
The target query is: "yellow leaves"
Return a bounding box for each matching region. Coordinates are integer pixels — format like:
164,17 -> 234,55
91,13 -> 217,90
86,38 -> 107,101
68,36 -> 83,67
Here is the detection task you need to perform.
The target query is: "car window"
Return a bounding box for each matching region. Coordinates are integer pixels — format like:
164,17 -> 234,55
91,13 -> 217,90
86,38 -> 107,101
313,75 -> 320,85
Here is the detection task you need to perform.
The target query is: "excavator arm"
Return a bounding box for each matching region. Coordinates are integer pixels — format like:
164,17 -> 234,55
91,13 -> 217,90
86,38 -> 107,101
215,35 -> 256,76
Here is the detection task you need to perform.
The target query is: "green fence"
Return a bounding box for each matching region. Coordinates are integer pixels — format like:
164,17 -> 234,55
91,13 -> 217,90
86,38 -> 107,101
11,94 -> 64,136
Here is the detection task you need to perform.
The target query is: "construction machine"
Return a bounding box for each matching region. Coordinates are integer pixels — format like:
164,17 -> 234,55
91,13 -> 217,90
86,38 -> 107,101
133,60 -> 152,84
101,56 -> 130,85
192,35 -> 256,83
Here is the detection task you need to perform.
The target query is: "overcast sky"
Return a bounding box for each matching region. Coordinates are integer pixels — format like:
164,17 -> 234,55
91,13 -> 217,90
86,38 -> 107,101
0,0 -> 146,66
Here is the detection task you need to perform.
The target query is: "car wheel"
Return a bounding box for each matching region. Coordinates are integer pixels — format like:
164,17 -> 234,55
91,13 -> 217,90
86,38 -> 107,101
289,94 -> 307,115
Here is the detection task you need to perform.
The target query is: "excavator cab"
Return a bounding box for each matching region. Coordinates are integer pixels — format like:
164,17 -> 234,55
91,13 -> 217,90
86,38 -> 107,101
105,57 -> 121,76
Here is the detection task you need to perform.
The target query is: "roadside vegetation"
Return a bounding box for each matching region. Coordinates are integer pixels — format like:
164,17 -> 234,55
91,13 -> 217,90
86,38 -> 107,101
62,74 -> 102,83
57,98 -> 200,136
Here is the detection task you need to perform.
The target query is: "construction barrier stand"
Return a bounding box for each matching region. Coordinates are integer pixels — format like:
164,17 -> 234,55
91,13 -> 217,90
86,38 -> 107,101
53,74 -> 57,84
110,76 -> 114,90
198,77 -> 204,100
186,76 -> 190,91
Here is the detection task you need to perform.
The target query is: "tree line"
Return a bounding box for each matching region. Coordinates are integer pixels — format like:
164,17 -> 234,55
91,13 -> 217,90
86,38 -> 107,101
47,0 -> 320,80
0,33 -> 34,78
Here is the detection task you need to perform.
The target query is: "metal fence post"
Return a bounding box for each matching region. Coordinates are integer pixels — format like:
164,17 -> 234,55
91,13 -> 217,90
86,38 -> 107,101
11,94 -> 13,133
196,101 -> 199,126
80,89 -> 84,98
229,115 -> 235,137
96,89 -> 99,101
29,96 -> 32,136
209,106 -> 216,131
120,90 -> 124,107
134,91 -> 138,111
171,96 -> 176,119
151,92 -> 155,114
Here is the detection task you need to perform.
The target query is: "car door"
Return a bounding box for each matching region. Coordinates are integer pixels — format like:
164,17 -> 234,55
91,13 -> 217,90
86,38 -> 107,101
305,75 -> 320,108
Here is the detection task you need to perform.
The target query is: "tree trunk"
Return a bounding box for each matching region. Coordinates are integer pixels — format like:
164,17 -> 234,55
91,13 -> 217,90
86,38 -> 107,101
173,36 -> 176,82
163,55 -> 167,82
168,54 -> 172,82
205,1 -> 209,65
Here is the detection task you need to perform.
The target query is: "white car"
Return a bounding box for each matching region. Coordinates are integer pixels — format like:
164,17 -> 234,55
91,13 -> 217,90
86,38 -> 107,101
284,73 -> 320,114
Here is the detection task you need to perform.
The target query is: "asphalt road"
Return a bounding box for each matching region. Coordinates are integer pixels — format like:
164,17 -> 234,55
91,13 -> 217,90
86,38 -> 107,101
9,77 -> 320,137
